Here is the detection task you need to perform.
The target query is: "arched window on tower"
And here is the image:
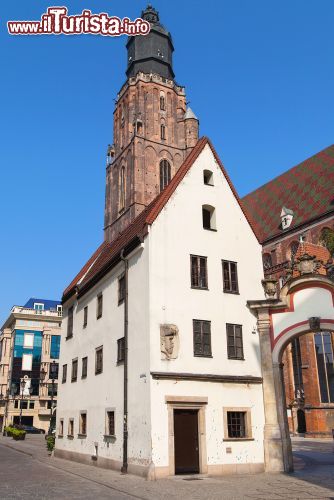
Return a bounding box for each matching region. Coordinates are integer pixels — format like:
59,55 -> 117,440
160,95 -> 165,111
119,166 -> 126,212
160,124 -> 166,140
160,159 -> 171,192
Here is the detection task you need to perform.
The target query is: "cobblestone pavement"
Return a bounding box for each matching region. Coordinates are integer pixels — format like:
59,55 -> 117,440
0,435 -> 334,499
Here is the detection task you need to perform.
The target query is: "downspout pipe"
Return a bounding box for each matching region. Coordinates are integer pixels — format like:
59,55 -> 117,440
120,249 -> 129,474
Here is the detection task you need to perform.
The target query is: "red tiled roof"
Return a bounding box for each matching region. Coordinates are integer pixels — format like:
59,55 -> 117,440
241,145 -> 334,243
63,137 -> 256,301
63,241 -> 109,297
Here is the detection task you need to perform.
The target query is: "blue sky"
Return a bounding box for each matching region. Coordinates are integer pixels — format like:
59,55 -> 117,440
1,0 -> 333,323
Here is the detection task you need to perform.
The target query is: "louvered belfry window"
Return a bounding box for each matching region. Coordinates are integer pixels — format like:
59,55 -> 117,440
193,320 -> 212,357
191,255 -> 208,289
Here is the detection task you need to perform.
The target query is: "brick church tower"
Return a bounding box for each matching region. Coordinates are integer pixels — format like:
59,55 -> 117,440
104,5 -> 199,242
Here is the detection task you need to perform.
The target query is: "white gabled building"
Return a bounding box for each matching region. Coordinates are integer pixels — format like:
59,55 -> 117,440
56,137 -> 266,477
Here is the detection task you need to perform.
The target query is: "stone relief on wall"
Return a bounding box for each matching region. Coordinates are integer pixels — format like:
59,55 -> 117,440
160,324 -> 179,360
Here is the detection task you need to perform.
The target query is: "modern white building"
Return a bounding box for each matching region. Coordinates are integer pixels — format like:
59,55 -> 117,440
56,138 -> 266,477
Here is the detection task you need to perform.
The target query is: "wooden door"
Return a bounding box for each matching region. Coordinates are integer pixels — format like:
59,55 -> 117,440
174,409 -> 199,474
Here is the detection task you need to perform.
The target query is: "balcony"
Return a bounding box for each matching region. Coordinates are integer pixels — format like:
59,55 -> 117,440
11,306 -> 62,318
38,408 -> 51,416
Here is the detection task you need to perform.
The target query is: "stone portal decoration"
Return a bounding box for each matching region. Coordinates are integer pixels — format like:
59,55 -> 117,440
309,316 -> 321,332
261,278 -> 278,299
160,324 -> 179,360
296,253 -> 320,275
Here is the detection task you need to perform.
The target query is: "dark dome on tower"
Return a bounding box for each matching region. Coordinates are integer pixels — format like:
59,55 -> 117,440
126,5 -> 175,80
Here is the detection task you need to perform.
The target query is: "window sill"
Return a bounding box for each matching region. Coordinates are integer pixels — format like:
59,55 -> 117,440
57,435 -> 63,439
71,379 -> 77,383
228,357 -> 245,361
223,290 -> 240,295
78,433 -> 87,439
96,315 -> 102,320
67,435 -> 74,440
83,324 -> 87,329
66,335 -> 73,341
203,227 -> 217,232
118,299 -> 124,306
223,437 -> 254,442
204,183 -> 214,187
95,371 -> 103,375
81,375 -> 87,380
194,354 -> 213,358
117,360 -> 125,366
191,286 -> 209,291
104,434 -> 116,440
61,381 -> 66,384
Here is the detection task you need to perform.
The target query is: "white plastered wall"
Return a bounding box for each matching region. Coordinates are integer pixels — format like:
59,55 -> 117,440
148,143 -> 266,468
56,246 -> 152,467
272,287 -> 334,342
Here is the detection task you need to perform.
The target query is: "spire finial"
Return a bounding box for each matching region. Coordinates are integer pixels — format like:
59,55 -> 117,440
141,5 -> 159,24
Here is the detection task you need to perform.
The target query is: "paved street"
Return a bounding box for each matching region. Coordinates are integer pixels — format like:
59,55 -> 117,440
0,435 -> 334,499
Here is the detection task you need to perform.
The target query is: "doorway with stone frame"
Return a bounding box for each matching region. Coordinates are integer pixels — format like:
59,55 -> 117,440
165,396 -> 208,476
248,253 -> 334,473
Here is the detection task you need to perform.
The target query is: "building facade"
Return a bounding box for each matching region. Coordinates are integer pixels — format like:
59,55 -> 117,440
56,138 -> 266,477
0,298 -> 62,432
242,145 -> 334,437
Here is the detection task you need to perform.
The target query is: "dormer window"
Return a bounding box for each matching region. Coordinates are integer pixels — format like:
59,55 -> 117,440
281,207 -> 294,230
202,205 -> 216,231
203,170 -> 213,186
34,303 -> 44,313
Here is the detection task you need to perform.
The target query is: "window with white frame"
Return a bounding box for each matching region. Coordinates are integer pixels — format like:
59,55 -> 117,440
23,333 -> 34,349
34,303 -> 44,313
22,353 -> 33,371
